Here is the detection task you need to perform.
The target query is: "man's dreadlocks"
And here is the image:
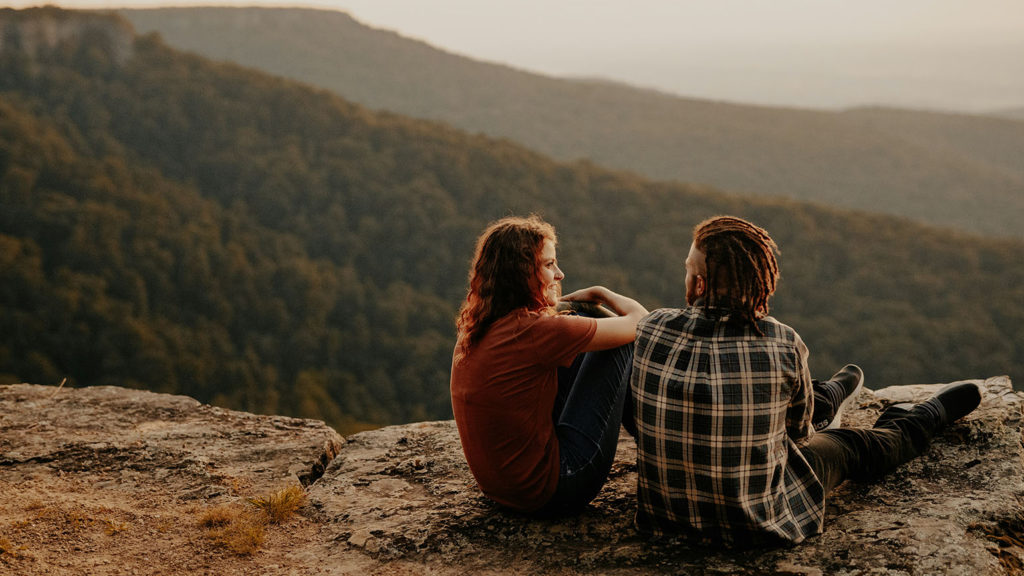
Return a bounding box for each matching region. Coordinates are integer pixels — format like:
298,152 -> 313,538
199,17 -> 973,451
693,216 -> 780,333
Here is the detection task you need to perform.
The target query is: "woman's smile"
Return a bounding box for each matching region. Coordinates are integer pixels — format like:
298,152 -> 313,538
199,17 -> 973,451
538,239 -> 564,307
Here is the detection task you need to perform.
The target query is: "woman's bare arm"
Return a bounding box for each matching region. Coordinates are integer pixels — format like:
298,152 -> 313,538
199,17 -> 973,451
561,286 -> 648,351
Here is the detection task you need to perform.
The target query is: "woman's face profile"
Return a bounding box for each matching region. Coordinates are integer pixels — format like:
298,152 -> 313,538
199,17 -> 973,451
536,238 -> 564,307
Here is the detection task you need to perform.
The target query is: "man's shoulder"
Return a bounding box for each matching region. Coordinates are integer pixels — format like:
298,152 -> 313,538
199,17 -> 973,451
638,308 -> 805,345
642,307 -> 690,322
639,307 -> 694,330
757,315 -> 803,344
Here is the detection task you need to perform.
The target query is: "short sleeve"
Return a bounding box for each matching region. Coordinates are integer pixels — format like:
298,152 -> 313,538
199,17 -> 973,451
526,313 -> 598,368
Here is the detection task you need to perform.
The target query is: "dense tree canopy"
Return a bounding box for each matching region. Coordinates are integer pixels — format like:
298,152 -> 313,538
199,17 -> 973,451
121,6 -> 1024,240
1,9 -> 1021,434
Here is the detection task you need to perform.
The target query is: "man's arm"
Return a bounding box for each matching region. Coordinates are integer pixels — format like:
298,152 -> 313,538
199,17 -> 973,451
787,335 -> 815,444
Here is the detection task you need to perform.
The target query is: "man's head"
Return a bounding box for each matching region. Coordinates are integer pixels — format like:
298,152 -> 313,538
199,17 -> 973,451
687,216 -> 779,326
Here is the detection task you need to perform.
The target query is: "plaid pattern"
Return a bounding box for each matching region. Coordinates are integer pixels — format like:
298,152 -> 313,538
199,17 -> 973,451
632,306 -> 825,547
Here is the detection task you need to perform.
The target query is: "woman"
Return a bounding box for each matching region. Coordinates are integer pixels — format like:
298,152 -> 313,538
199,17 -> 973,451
450,215 -> 648,516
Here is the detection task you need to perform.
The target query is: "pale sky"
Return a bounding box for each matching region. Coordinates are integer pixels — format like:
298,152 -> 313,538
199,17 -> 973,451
10,0 -> 1024,111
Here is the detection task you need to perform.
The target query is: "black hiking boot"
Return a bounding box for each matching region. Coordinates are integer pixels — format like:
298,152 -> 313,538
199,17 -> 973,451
819,364 -> 865,430
887,382 -> 982,430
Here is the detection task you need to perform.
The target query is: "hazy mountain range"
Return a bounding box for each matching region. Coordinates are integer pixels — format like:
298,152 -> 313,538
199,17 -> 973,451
119,7 -> 1024,239
1,8 -> 1020,433
994,108 -> 1024,121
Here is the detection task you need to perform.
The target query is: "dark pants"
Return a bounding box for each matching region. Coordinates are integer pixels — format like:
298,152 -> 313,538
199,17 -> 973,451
810,378 -> 846,432
800,402 -> 938,495
536,343 -> 633,516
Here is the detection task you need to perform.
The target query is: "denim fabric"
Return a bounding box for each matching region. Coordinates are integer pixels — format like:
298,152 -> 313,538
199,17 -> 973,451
536,343 -> 633,516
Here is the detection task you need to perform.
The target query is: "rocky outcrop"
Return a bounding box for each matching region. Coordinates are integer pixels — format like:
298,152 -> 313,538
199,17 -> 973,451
308,375 -> 1024,575
1,376 -> 1021,575
0,384 -> 343,490
0,384 -> 343,575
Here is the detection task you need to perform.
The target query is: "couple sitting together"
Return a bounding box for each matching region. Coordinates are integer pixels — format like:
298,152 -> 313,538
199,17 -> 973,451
449,214 -> 982,547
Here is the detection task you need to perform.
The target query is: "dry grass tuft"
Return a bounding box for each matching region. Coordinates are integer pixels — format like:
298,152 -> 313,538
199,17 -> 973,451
249,485 -> 307,525
197,485 -> 306,556
0,536 -> 21,558
102,519 -> 129,536
198,505 -> 239,528
198,505 -> 265,556
155,518 -> 176,533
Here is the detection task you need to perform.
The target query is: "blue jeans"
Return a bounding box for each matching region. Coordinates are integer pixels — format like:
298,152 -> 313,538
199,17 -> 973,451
800,399 -> 938,495
535,343 -> 634,516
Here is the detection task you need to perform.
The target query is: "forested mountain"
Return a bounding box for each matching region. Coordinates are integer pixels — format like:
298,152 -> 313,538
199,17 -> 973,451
1,8 -> 1021,434
119,7 -> 1024,239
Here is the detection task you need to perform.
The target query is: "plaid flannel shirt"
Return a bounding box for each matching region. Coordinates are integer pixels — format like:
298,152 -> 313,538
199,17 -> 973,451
632,306 -> 825,547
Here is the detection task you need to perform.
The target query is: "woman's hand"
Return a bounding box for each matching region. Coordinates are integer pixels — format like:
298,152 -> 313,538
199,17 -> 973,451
562,286 -> 649,351
561,286 -> 609,305
562,286 -> 645,317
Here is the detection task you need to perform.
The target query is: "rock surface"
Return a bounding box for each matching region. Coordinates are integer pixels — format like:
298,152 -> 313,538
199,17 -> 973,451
0,384 -> 343,574
1,376 -> 1022,575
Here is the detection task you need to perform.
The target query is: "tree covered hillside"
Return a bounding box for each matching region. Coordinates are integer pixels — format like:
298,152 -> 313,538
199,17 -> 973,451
120,7 -> 1024,240
1,9 -> 1021,433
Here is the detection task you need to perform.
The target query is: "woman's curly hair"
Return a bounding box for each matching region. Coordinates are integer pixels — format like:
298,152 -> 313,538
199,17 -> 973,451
455,215 -> 556,360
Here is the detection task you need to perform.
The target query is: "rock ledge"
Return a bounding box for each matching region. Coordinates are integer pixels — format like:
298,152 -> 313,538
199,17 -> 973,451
310,376 -> 1023,575
1,376 -> 1021,575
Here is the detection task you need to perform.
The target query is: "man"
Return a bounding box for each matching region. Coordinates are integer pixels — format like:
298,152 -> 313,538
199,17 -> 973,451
631,215 -> 981,547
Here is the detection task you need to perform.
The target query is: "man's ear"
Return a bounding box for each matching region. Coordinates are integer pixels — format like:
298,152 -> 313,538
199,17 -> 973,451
695,274 -> 706,297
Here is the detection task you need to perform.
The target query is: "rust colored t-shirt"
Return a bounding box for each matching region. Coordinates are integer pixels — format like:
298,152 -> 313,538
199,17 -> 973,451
450,309 -> 598,512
